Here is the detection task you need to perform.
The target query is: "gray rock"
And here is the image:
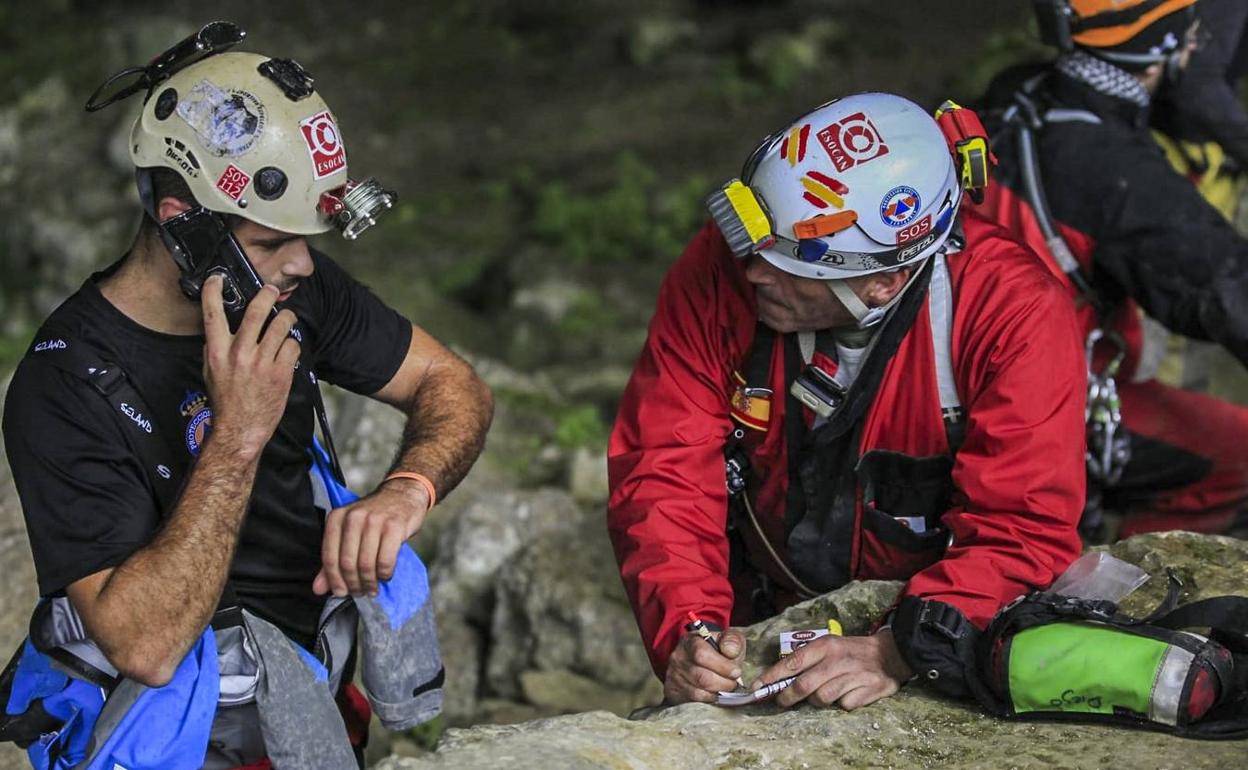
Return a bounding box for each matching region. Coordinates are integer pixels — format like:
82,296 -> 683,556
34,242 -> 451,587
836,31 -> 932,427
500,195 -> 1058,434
375,533 -> 1248,769
0,375 -> 38,656
328,389 -> 407,494
0,74 -> 136,330
511,278 -> 593,324
0,377 -> 40,770
430,488 -> 584,627
624,17 -> 697,66
1105,531 -> 1248,615
567,447 -> 608,504
518,669 -> 636,715
375,694 -> 1245,770
485,515 -> 652,699
424,486 -> 579,723
435,614 -> 483,725
547,363 -> 633,405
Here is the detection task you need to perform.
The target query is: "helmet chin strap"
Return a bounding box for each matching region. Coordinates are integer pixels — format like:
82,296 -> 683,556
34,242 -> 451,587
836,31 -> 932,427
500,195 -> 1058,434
826,264 -> 926,331
827,279 -> 879,328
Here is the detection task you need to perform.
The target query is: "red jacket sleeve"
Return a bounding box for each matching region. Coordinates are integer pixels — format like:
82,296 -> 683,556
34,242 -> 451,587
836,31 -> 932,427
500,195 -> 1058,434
902,223 -> 1086,628
607,224 -> 747,677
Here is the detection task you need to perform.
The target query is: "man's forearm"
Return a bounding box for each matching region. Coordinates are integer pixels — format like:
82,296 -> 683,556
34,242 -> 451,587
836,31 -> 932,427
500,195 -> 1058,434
83,437 -> 259,684
388,358 -> 492,499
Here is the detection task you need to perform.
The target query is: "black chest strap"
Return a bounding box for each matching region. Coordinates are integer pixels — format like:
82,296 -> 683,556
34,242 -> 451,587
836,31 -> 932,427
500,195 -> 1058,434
30,335 -> 184,514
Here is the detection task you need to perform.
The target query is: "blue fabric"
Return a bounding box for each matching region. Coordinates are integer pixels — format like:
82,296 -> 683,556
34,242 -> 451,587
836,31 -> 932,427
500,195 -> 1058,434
374,545 -> 430,630
293,642 -> 329,683
311,437 -> 359,509
309,438 -> 431,629
79,629 -> 219,770
6,639 -> 68,715
25,679 -> 103,770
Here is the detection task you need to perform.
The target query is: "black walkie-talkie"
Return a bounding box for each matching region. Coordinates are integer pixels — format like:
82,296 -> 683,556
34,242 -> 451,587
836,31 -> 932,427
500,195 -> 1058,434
159,206 -> 285,333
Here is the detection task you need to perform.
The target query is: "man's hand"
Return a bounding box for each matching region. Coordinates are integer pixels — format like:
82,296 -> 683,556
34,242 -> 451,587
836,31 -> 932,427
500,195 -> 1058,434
313,479 -> 430,597
664,628 -> 747,704
201,276 -> 301,459
753,629 -> 913,710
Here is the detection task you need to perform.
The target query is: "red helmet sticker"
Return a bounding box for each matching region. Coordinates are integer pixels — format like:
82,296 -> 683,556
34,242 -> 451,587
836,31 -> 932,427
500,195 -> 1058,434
817,112 -> 890,173
215,164 -> 251,201
895,214 -> 932,245
300,111 -> 346,180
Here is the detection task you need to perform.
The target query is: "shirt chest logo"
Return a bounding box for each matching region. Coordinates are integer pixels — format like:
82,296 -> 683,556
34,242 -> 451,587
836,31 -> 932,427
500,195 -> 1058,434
180,391 -> 213,456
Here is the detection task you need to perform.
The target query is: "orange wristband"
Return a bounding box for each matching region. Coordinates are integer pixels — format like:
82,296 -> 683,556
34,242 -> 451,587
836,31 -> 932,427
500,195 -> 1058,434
382,471 -> 437,509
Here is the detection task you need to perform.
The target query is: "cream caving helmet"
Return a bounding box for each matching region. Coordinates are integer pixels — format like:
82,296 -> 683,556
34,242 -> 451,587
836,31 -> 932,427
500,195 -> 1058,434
89,21 -> 392,240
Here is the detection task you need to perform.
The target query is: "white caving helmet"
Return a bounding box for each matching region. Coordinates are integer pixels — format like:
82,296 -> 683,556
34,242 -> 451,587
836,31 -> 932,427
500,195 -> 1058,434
708,92 -> 993,324
110,23 -> 391,239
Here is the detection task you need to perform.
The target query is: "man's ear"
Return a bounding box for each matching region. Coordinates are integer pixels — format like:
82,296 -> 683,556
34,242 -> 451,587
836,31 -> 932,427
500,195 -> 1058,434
863,268 -> 912,306
157,196 -> 192,224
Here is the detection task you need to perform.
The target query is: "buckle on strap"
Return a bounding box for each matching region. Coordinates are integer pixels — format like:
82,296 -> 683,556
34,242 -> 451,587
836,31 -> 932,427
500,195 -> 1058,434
726,443 -> 752,498
211,606 -> 245,631
88,364 -> 126,396
1032,592 -> 1118,621
918,601 -> 970,641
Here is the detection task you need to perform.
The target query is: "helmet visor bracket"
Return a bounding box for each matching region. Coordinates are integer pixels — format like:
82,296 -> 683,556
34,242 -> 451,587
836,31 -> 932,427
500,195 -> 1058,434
86,21 -> 246,112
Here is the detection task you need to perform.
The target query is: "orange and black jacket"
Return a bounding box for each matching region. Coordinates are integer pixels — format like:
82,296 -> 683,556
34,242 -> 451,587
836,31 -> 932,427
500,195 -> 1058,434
607,211 -> 1085,694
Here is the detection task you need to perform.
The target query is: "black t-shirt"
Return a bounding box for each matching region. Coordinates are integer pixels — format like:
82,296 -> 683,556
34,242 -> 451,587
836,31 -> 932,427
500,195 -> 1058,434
2,250 -> 412,647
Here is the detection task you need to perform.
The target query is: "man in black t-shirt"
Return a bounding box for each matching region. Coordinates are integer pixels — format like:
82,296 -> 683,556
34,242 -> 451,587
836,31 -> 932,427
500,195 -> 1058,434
1,30 -> 492,767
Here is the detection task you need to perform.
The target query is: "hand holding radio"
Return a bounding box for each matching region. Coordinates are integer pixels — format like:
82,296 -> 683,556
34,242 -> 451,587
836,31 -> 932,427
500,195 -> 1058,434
161,207 -> 281,332
200,275 -> 302,462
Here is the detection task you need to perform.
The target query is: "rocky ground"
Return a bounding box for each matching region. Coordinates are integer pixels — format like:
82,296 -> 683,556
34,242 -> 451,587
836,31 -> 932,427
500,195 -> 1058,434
380,532 -> 1248,770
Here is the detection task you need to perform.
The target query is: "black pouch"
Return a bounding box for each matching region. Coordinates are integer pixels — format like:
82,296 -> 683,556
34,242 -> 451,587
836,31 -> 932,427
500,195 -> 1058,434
0,640 -> 61,747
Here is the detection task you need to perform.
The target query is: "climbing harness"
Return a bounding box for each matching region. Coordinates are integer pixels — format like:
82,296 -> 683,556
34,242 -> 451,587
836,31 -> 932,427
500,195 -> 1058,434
725,250 -> 964,603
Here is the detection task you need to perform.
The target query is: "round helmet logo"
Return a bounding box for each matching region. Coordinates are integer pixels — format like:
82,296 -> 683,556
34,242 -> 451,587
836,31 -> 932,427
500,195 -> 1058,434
880,185 -> 921,227
843,123 -> 877,154
816,111 -> 891,172
309,119 -> 339,155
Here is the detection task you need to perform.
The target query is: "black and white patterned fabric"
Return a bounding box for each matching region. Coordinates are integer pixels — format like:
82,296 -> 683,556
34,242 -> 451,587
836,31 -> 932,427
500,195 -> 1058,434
1056,50 -> 1151,108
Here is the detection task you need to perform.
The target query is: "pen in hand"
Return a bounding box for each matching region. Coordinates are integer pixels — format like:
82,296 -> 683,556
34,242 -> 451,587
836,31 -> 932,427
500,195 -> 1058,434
685,611 -> 746,690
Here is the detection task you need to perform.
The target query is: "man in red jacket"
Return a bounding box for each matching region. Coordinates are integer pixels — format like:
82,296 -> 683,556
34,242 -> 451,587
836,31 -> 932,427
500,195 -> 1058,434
608,93 -> 1085,709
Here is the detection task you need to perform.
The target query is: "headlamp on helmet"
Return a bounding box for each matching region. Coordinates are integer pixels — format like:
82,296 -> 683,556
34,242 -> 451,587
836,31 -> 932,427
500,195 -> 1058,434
706,180 -> 776,258
933,100 -> 997,204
